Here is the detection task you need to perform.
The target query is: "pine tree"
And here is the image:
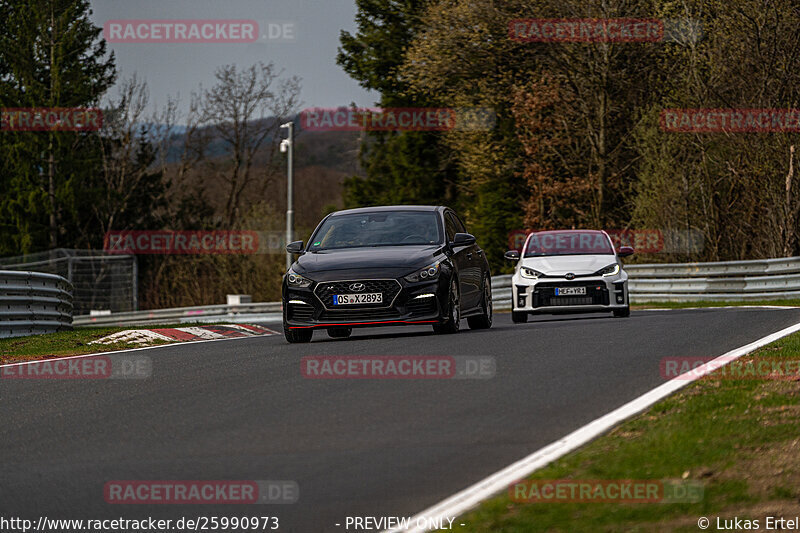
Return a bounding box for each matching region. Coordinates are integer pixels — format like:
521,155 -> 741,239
336,0 -> 458,210
0,0 -> 116,253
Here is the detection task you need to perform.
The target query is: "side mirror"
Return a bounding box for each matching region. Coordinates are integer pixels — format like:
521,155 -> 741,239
617,246 -> 634,257
451,232 -> 477,247
286,240 -> 304,254
504,250 -> 520,261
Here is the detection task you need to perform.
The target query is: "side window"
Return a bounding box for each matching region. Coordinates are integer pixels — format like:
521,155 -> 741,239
452,213 -> 467,234
444,213 -> 457,242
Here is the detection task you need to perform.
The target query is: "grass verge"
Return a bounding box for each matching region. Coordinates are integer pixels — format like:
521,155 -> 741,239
457,333 -> 800,532
634,299 -> 800,309
0,325 -> 198,364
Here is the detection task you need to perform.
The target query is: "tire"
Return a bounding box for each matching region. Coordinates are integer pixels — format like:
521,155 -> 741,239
467,276 -> 493,330
326,327 -> 352,339
284,326 -> 313,343
512,311 -> 528,323
433,278 -> 460,334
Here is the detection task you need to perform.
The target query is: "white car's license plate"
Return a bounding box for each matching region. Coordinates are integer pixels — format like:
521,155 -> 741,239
332,293 -> 383,305
555,287 -> 586,296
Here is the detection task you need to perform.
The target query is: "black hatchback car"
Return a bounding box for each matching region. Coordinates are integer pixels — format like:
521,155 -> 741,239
281,206 -> 492,342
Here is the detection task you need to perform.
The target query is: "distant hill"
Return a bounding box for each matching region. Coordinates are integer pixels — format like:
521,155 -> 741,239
157,115 -> 364,229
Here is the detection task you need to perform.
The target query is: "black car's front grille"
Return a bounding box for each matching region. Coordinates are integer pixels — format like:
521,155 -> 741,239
407,296 -> 436,316
533,281 -> 609,307
320,308 -> 402,321
314,279 -> 401,309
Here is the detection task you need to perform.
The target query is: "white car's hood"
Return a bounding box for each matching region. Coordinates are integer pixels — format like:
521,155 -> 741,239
520,255 -> 617,275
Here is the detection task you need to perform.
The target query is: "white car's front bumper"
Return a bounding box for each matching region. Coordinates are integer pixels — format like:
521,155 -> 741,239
511,272 -> 629,313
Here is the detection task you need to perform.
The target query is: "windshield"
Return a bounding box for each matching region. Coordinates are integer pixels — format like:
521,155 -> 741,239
524,231 -> 614,257
308,211 -> 443,250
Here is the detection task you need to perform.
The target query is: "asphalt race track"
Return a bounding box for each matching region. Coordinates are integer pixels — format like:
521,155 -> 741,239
3,307 -> 800,532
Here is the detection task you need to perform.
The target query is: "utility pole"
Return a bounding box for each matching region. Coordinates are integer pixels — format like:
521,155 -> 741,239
280,121 -> 294,271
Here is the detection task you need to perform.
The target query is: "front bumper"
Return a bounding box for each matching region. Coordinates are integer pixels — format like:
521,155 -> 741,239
511,273 -> 628,314
283,277 -> 447,330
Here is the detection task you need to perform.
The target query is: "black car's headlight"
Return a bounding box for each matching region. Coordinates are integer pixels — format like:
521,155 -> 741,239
595,263 -> 620,277
404,262 -> 440,283
286,268 -> 313,288
520,267 -> 545,279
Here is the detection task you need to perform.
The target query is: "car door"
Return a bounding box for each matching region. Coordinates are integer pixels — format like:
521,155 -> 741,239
450,211 -> 482,310
445,211 -> 478,310
444,211 -> 468,305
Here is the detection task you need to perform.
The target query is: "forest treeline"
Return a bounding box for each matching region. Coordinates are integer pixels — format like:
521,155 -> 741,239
0,0 -> 349,307
3,0 -> 800,308
338,0 -> 800,264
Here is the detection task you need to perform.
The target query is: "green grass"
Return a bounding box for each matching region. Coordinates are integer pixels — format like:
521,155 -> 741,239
634,299 -> 800,309
0,325 -> 196,363
456,333 -> 800,532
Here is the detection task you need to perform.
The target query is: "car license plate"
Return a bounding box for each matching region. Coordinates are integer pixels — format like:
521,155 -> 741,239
555,287 -> 586,296
332,293 -> 383,305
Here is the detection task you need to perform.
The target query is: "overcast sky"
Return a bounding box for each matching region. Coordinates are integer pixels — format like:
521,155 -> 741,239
89,0 -> 377,121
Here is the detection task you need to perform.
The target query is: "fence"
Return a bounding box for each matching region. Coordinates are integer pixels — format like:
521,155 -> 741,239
0,270 -> 73,338
0,249 -> 137,315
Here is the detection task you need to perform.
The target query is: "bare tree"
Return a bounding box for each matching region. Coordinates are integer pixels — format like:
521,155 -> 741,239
93,75 -> 166,236
199,62 -> 301,226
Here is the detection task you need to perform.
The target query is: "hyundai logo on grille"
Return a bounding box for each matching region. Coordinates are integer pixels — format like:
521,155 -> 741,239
565,273 -> 575,280
349,282 -> 365,292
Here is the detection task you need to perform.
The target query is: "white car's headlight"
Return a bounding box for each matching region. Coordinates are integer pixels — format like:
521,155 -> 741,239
520,267 -> 545,279
286,268 -> 313,287
404,262 -> 440,283
595,264 -> 620,277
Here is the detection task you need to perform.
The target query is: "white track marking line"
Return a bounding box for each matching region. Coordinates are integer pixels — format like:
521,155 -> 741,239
385,320 -> 800,533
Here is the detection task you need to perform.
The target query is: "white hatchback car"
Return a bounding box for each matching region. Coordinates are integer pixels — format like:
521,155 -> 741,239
505,229 -> 633,323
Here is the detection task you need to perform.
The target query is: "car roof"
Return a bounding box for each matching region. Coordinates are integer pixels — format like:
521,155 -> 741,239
524,229 -> 612,248
529,229 -> 606,234
327,205 -> 445,216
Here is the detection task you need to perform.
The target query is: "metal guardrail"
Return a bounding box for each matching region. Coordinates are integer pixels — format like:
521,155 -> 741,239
0,270 -> 74,338
73,302 -> 283,327
623,256 -> 800,278
0,248 -> 137,314
71,257 -> 800,328
492,256 -> 800,305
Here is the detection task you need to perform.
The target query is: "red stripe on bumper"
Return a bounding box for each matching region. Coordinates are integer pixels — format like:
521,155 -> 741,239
289,320 -> 438,329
